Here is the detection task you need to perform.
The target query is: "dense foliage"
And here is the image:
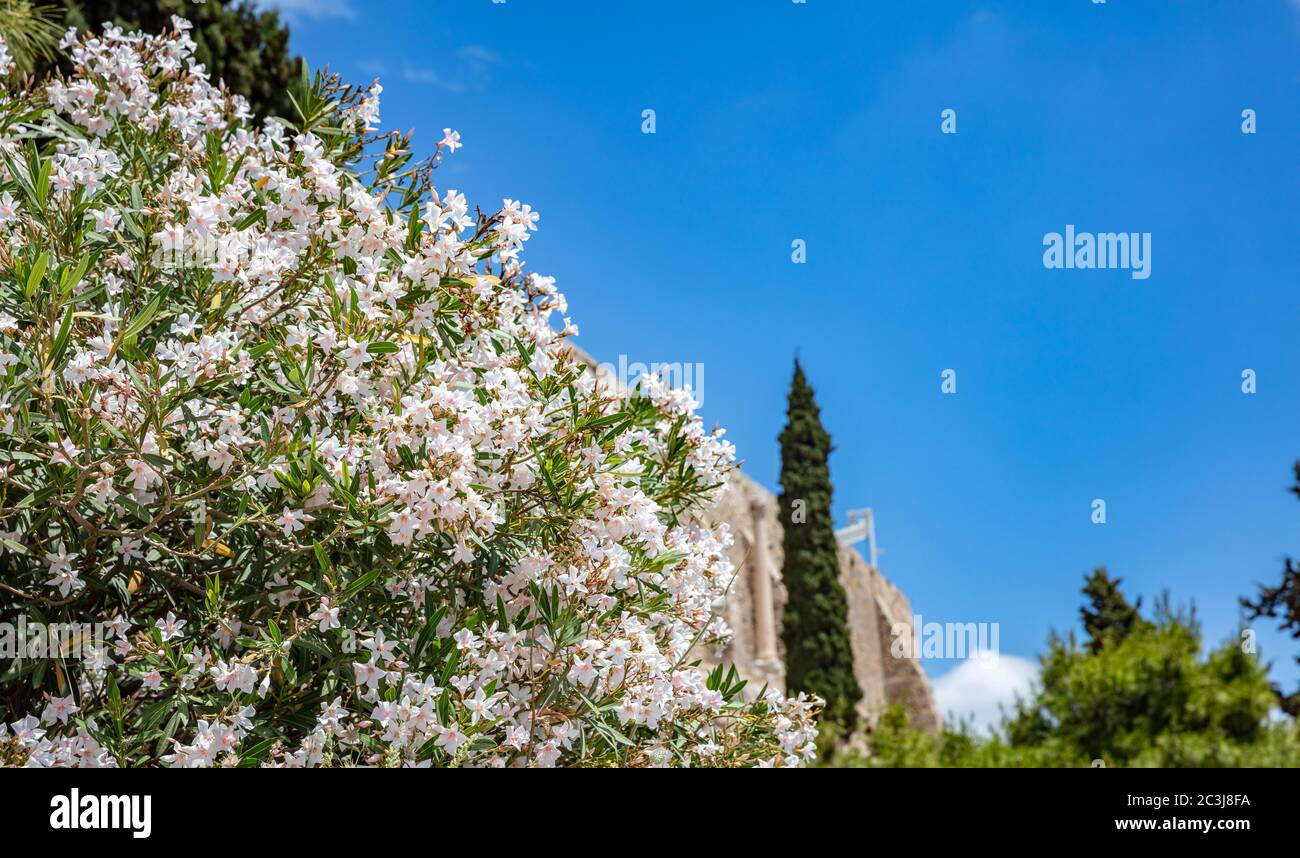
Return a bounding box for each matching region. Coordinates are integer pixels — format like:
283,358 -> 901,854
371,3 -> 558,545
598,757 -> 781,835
777,360 -> 860,731
41,0 -> 299,118
0,22 -> 818,767
835,580 -> 1300,767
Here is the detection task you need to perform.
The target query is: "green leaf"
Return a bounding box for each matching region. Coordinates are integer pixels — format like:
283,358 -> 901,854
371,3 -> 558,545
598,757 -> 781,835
313,541 -> 331,576
122,291 -> 164,342
59,253 -> 92,299
34,155 -> 51,205
338,566 -> 381,605
47,304 -> 74,368
24,251 -> 48,298
106,674 -> 123,736
237,738 -> 275,767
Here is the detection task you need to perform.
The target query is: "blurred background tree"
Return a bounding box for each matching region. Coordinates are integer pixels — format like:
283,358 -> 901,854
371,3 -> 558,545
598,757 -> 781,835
0,1 -> 63,72
833,575 -> 1299,767
30,0 -> 299,118
1242,461 -> 1300,718
1080,567 -> 1148,653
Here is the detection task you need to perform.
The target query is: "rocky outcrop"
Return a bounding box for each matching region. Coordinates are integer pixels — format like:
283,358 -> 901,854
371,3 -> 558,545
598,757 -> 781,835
703,471 -> 940,732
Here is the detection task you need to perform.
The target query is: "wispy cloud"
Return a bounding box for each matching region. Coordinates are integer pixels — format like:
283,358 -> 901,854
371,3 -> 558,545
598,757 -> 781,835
361,45 -> 504,93
401,66 -> 465,92
258,0 -> 358,22
457,45 -> 503,65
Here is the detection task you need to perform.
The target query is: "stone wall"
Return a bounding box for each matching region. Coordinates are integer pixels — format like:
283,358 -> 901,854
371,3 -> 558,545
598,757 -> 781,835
703,471 -> 941,732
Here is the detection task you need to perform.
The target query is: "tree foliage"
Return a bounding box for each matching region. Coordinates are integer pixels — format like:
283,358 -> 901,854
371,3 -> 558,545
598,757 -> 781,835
835,577 -> 1299,767
1242,461 -> 1300,717
1080,566 -> 1147,654
777,360 -> 861,731
0,1 -> 62,73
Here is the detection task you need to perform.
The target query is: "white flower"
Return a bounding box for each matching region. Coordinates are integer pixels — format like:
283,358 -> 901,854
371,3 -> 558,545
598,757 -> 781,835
41,694 -> 79,725
275,507 -> 314,538
339,338 -> 371,371
353,658 -> 382,691
309,597 -> 341,633
155,612 -> 187,641
434,723 -> 467,754
44,542 -> 82,596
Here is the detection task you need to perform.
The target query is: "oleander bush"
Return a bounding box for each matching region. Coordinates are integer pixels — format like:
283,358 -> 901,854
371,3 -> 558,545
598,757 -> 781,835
0,20 -> 818,767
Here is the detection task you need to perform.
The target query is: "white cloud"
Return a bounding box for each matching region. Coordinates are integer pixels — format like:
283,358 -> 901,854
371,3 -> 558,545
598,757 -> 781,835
931,655 -> 1038,734
258,0 -> 358,21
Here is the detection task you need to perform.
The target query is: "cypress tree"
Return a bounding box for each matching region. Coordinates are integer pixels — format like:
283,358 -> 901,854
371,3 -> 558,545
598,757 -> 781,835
777,360 -> 862,730
1080,567 -> 1146,653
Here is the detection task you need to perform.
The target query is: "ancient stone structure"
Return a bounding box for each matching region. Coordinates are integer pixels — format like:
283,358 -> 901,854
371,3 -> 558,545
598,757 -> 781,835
572,344 -> 940,731
704,471 -> 941,732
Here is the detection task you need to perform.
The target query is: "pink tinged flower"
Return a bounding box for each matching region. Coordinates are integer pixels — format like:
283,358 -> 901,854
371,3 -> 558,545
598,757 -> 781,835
10,715 -> 44,744
535,740 -> 560,767
126,457 -> 158,491
275,506 -> 314,538
452,628 -> 480,653
44,542 -> 83,596
353,658 -> 382,690
153,222 -> 185,252
386,509 -> 418,545
464,688 -> 494,724
568,658 -> 598,686
505,725 -> 529,750
340,338 -> 371,371
49,438 -> 81,466
91,207 -> 120,231
155,611 -> 186,641
434,723 -> 467,754
310,597 -> 341,633
41,694 -> 79,725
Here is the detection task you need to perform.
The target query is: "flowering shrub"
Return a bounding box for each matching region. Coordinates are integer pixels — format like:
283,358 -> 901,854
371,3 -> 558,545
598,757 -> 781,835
0,20 -> 817,767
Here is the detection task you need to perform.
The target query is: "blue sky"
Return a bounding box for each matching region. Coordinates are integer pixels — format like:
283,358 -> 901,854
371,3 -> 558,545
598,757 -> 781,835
268,0 -> 1300,718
